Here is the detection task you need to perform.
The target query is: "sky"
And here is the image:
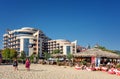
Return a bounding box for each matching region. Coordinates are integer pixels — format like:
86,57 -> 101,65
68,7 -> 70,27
0,0 -> 120,50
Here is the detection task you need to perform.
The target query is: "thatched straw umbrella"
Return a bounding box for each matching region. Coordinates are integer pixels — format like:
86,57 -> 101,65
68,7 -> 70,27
73,48 -> 120,58
73,48 -> 120,67
51,54 -> 66,66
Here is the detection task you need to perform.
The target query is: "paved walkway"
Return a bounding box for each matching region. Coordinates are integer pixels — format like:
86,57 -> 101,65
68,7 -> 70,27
0,64 -> 120,79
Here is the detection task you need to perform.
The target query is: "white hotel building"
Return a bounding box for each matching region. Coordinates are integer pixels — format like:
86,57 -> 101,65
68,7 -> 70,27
3,27 -> 50,57
48,39 -> 77,55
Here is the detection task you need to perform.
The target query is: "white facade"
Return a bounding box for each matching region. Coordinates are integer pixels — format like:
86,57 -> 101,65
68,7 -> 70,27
17,36 -> 34,56
3,27 -> 50,57
48,39 -> 77,55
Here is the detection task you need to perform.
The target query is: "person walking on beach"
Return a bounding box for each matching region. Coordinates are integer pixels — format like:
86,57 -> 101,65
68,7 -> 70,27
13,58 -> 18,71
25,58 -> 30,71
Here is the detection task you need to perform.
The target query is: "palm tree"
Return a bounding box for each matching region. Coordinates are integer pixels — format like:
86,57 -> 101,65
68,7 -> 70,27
66,53 -> 73,67
44,52 -> 51,60
20,51 -> 26,64
10,49 -> 18,59
67,53 -> 73,61
52,49 -> 61,65
43,52 -> 51,64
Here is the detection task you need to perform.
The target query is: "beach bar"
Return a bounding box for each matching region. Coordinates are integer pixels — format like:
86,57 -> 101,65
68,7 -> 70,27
73,48 -> 120,67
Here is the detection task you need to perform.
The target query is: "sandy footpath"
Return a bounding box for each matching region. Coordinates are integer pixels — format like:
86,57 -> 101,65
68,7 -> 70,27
0,64 -> 120,79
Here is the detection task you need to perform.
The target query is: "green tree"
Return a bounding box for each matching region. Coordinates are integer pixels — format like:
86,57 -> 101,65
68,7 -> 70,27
44,52 -> 51,60
2,48 -> 10,60
10,49 -> 18,59
96,45 -> 120,54
29,54 -> 36,62
20,51 -> 26,60
96,46 -> 107,51
80,60 -> 87,65
112,50 -> 120,55
0,49 -> 2,52
66,53 -> 73,67
66,53 -> 73,62
52,49 -> 60,54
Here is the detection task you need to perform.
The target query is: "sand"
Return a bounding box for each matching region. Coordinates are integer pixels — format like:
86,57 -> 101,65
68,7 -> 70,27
0,64 -> 120,79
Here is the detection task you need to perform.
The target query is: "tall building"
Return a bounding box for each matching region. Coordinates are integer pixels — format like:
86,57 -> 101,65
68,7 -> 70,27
3,27 -> 51,57
48,39 -> 77,55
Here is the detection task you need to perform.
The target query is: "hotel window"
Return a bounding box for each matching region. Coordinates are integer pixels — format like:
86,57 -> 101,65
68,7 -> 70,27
66,46 -> 71,54
24,39 -> 29,56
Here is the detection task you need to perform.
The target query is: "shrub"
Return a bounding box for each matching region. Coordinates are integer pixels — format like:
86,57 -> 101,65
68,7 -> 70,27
80,60 -> 87,65
116,64 -> 120,68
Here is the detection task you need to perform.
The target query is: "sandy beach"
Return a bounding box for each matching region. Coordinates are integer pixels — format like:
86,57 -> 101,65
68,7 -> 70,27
0,64 -> 120,79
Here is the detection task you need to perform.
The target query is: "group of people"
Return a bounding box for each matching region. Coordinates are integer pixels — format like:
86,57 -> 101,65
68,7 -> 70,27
75,63 -> 96,71
13,58 -> 30,71
75,63 -> 87,70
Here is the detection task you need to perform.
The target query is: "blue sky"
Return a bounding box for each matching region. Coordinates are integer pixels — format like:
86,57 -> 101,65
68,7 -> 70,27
0,0 -> 120,50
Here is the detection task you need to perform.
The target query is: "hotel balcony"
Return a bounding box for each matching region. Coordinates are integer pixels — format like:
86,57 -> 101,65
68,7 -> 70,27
33,50 -> 37,53
32,45 -> 36,48
10,39 -> 14,42
3,38 -> 8,41
16,42 -> 20,44
13,42 -> 16,44
13,46 -> 15,48
32,41 -> 37,44
16,46 -> 20,48
13,38 -> 16,40
4,41 -> 7,44
73,50 -> 75,52
4,35 -> 8,38
53,46 -> 56,48
53,43 -> 56,45
11,35 -> 14,38
33,52 -> 36,54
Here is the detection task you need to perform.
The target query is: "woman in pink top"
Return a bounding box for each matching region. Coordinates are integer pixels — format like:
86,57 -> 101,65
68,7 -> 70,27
25,58 -> 30,71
